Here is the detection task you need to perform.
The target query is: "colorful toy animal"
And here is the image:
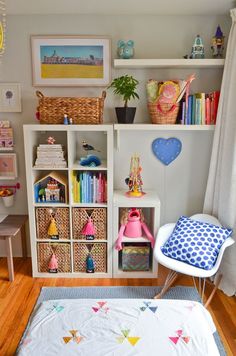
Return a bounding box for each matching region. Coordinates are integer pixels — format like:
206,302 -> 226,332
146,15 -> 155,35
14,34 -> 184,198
115,208 -> 155,251
117,40 -> 134,59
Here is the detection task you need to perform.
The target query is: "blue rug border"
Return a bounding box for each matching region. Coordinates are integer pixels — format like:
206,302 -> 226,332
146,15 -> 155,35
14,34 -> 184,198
17,286 -> 226,356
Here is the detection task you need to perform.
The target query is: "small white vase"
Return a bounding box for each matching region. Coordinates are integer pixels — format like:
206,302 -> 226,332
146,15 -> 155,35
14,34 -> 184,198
2,195 -> 14,207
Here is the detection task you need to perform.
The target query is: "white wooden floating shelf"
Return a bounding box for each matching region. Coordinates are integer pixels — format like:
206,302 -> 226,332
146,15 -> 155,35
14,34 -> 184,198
114,59 -> 225,69
114,124 -> 215,131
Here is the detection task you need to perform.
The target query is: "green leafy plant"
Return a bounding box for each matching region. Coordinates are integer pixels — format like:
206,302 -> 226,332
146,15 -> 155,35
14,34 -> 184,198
108,75 -> 139,107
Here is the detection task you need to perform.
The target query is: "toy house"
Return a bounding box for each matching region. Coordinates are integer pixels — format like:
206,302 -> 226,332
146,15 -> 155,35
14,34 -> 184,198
34,171 -> 68,203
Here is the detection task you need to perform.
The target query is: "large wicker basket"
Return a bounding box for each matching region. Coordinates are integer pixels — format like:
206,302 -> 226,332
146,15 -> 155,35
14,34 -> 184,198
36,90 -> 106,124
37,242 -> 71,273
148,102 -> 180,124
36,208 -> 70,240
73,242 -> 107,273
72,208 -> 107,240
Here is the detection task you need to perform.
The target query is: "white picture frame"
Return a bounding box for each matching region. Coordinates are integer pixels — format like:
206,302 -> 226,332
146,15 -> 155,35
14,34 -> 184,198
0,153 -> 18,179
31,35 -> 111,87
0,83 -> 22,112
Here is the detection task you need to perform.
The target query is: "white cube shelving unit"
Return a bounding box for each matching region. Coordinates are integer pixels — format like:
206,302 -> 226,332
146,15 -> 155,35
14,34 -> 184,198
113,190 -> 160,278
24,124 -> 113,278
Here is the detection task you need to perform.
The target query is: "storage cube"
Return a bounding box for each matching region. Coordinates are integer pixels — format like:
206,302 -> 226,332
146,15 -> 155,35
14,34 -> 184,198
37,242 -> 71,273
72,208 -> 107,240
122,244 -> 150,271
35,207 -> 70,239
73,242 -> 107,273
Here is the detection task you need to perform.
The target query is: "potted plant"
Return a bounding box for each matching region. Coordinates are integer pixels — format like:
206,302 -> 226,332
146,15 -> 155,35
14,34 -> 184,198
0,188 -> 14,207
108,74 -> 139,123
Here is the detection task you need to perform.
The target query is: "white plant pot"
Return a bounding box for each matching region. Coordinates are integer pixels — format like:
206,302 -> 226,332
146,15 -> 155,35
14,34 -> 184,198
2,195 -> 14,207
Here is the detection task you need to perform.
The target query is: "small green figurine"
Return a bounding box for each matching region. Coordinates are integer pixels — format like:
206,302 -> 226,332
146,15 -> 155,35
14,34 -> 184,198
86,253 -> 95,273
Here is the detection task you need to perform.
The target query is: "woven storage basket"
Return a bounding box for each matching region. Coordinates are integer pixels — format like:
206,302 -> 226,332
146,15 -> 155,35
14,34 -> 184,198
36,90 -> 106,124
36,208 -> 70,240
122,244 -> 150,271
73,242 -> 107,273
37,242 -> 71,272
72,208 -> 107,240
148,102 -> 180,124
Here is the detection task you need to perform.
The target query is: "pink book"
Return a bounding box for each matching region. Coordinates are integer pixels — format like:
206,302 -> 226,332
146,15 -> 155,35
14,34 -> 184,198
205,96 -> 211,125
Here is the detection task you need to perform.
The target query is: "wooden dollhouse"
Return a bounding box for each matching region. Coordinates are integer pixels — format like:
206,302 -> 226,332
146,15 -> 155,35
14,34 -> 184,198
34,171 -> 67,203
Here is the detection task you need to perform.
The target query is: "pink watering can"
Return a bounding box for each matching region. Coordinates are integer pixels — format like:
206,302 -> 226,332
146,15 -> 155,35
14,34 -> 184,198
115,208 -> 155,251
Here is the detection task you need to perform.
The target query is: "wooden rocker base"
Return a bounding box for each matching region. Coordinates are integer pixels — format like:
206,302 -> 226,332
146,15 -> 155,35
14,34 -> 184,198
154,270 -> 179,299
154,269 -> 222,308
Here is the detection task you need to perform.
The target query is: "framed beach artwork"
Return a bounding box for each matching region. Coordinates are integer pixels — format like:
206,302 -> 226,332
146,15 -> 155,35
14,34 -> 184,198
0,83 -> 21,112
0,153 -> 17,179
31,35 -> 111,86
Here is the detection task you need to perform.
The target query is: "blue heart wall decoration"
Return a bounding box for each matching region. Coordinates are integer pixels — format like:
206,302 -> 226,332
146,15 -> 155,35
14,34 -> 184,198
152,138 -> 182,165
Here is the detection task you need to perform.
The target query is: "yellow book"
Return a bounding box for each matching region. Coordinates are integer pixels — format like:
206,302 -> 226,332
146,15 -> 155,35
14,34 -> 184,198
77,180 -> 80,203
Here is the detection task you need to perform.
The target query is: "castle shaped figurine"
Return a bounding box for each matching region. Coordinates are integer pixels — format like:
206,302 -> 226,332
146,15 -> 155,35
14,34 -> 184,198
190,35 -> 205,59
211,25 -> 224,58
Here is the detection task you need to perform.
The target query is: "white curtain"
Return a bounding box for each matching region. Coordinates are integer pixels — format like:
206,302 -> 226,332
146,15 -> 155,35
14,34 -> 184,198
203,9 -> 236,296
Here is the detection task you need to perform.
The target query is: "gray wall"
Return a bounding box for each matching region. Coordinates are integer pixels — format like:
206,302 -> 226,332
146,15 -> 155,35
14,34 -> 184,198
0,14 -> 231,256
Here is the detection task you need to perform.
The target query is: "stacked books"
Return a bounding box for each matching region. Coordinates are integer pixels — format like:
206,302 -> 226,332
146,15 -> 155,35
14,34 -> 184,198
72,171 -> 107,204
181,91 -> 220,125
34,144 -> 67,168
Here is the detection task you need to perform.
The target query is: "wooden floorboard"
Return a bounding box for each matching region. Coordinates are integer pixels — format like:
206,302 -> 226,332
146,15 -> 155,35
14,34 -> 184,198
0,257 -> 235,355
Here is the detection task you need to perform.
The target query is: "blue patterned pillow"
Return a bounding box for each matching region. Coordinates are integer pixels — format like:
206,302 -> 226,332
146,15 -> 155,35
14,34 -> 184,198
161,216 -> 232,270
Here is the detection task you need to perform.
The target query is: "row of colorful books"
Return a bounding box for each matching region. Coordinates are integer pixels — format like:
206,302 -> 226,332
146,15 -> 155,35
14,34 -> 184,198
180,91 -> 220,125
71,171 -> 107,204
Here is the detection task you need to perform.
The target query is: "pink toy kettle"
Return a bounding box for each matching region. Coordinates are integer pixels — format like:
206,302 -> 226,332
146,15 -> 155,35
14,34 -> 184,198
124,208 -> 142,237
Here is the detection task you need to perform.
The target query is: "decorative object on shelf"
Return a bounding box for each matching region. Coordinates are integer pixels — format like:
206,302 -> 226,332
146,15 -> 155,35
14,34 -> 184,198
0,153 -> 17,180
0,83 -> 21,112
0,182 -> 20,207
0,0 -> 6,56
47,214 -> 59,240
47,136 -> 56,145
147,74 -> 195,124
69,117 -> 73,125
108,75 -> 139,123
115,208 -> 155,251
63,114 -> 69,125
31,35 -> 111,86
0,122 -> 13,150
34,143 -> 67,169
36,90 -> 106,125
211,25 -> 224,58
82,216 -> 96,240
152,137 -> 182,166
86,253 -> 95,273
117,40 -> 134,59
82,140 -> 101,153
122,244 -> 150,271
48,251 -> 58,273
190,35 -> 205,59
34,171 -> 67,203
80,155 -> 101,167
125,154 -> 144,197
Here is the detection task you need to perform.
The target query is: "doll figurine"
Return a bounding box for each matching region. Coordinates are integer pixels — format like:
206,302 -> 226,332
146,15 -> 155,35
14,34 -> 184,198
86,253 -> 95,273
115,208 -> 155,251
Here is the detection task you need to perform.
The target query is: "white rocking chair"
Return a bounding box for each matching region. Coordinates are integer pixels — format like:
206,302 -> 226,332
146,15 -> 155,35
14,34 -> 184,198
154,214 -> 235,307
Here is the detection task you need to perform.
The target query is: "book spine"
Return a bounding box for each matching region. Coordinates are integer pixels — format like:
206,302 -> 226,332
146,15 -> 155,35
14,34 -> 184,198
205,96 -> 211,125
181,101 -> 185,125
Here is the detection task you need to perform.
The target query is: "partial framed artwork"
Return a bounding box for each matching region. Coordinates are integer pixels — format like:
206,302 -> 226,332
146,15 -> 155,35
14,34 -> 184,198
0,153 -> 17,179
31,35 -> 111,87
0,83 -> 22,112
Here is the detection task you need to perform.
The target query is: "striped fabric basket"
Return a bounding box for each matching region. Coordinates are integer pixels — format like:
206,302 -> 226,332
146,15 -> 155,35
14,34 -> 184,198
122,245 -> 150,271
